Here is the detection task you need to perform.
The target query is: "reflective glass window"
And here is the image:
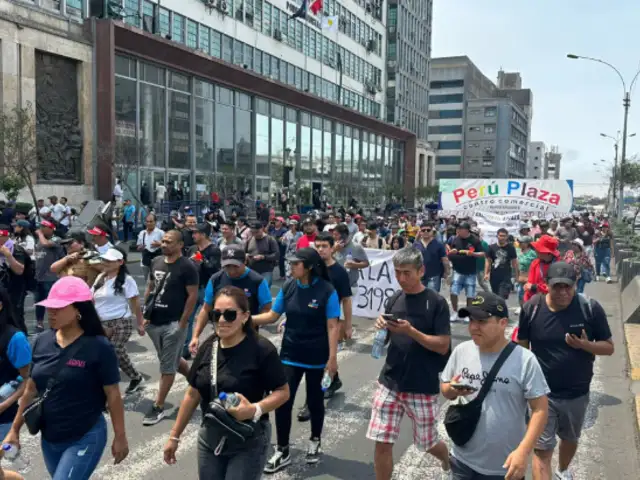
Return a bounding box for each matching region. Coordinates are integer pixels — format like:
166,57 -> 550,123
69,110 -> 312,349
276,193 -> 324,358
168,90 -> 190,169
195,97 -> 214,171
235,107 -> 252,175
139,83 -> 165,167
216,103 -> 234,175
256,114 -> 270,177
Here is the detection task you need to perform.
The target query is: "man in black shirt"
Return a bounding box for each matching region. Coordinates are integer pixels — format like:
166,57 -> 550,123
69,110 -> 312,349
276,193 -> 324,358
446,222 -> 485,322
518,262 -> 614,480
0,225 -> 27,329
183,224 -> 221,359
484,228 -> 519,299
144,230 -> 199,426
366,247 -> 452,479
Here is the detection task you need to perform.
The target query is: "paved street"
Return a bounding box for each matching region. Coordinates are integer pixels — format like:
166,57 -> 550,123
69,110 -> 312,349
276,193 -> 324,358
8,265 -> 640,479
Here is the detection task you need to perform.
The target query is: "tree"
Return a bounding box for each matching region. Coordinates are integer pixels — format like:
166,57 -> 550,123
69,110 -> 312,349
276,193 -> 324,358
0,102 -> 40,211
0,174 -> 26,201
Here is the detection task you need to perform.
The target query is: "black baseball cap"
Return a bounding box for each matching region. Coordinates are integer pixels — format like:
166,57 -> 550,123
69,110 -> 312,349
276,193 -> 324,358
458,292 -> 509,320
250,221 -> 264,230
193,223 -> 210,234
546,261 -> 576,287
287,247 -> 321,267
458,221 -> 471,231
221,245 -> 246,267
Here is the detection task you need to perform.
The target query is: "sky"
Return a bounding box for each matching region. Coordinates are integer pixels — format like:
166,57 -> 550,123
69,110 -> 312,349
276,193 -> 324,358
431,0 -> 640,197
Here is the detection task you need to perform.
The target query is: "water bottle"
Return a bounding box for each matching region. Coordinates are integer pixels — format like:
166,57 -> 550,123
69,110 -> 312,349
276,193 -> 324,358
371,329 -> 387,359
2,444 -> 28,472
345,252 -> 353,264
0,377 -> 22,401
321,372 -> 332,392
219,392 -> 240,409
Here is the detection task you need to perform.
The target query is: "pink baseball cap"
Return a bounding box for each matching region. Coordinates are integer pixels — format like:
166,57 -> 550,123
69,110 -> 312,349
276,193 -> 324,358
35,276 -> 93,309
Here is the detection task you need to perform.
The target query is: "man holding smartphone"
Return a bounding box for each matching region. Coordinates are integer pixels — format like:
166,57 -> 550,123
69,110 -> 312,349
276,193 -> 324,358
517,262 -> 614,480
366,248 -> 452,479
441,291 -> 549,480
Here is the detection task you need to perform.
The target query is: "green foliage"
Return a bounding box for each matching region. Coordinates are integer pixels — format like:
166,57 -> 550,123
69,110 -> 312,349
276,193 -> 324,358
415,185 -> 439,201
0,174 -> 26,201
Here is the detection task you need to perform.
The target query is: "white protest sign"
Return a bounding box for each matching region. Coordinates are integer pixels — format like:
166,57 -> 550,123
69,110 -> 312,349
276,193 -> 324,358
472,211 -> 521,244
353,249 -> 400,318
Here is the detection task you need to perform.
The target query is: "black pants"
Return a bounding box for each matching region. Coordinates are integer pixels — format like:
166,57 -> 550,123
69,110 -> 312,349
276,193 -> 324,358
122,221 -> 134,242
278,244 -> 286,277
275,365 -> 324,447
489,276 -> 511,299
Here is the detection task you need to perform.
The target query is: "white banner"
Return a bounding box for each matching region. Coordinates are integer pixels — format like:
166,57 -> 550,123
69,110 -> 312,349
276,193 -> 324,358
439,179 -> 574,214
353,249 -> 400,319
472,211 -> 521,244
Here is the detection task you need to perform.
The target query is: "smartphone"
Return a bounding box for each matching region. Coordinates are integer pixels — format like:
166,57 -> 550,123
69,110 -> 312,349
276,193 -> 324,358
382,314 -> 399,324
451,383 -> 478,392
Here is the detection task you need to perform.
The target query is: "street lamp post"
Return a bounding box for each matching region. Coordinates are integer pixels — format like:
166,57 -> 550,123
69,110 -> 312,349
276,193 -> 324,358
600,132 -> 636,215
567,53 -> 640,217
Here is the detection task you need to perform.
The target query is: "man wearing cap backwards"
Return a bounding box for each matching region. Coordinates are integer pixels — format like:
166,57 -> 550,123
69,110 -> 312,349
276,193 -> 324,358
245,222 -> 280,287
33,220 -> 65,332
441,291 -> 549,480
143,230 -> 199,426
446,221 -> 485,323
189,244 -> 272,355
517,262 -> 614,480
87,226 -> 114,255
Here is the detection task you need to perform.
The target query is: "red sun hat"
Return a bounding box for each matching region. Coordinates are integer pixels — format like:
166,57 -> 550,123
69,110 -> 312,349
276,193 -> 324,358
531,234 -> 560,256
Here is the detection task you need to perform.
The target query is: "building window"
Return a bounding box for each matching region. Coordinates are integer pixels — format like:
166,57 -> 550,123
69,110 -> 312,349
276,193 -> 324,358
484,107 -> 497,117
429,93 -> 463,104
428,125 -> 462,134
484,124 -> 496,134
429,79 -> 464,89
172,13 -> 185,44
187,20 -> 197,49
435,171 -> 461,179
436,156 -> 461,165
468,126 -> 480,132
430,109 -> 463,119
438,141 -> 462,150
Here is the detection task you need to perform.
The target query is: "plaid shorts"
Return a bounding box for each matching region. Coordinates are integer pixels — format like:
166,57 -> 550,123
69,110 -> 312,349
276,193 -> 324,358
366,383 -> 440,451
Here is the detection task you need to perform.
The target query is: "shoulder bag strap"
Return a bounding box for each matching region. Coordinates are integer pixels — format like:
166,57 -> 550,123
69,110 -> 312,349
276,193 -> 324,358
474,342 -> 516,403
210,337 -> 219,399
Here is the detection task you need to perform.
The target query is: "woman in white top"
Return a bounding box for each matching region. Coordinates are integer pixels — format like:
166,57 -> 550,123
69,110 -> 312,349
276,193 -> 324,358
92,247 -> 145,395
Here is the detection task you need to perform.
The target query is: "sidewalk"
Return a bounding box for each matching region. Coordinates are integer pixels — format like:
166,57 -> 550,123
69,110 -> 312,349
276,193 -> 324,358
582,278 -> 640,476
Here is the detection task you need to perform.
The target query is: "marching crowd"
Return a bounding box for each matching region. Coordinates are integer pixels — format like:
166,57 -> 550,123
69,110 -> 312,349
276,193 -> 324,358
0,199 -> 616,479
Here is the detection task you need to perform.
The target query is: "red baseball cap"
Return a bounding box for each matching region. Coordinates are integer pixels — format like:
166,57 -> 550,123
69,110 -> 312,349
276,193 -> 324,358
0,229 -> 9,237
39,220 -> 56,230
290,214 -> 301,222
87,226 -> 108,236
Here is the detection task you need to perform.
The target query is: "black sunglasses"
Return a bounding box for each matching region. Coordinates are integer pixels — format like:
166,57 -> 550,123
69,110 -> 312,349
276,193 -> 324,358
421,228 -> 432,233
211,309 -> 240,322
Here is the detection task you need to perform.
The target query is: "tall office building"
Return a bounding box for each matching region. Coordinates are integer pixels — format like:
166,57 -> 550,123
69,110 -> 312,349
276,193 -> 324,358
527,141 -> 545,178
385,0 -> 433,140
544,146 -> 562,179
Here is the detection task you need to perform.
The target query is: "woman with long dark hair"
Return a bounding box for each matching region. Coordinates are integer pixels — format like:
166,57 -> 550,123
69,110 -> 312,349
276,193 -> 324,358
12,220 -> 35,258
0,288 -> 31,439
253,248 -> 340,472
2,276 -> 129,479
92,247 -> 145,395
164,286 -> 289,479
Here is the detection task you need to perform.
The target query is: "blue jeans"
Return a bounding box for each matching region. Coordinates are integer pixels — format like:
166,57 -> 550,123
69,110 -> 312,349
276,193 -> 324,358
450,272 -> 477,298
577,278 -> 586,294
184,286 -> 206,356
41,415 -> 107,480
594,248 -> 611,277
35,280 -> 56,324
422,275 -> 442,292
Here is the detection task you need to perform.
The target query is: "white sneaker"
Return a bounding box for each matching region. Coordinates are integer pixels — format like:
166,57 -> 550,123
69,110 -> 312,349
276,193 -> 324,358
606,276 -> 613,283
461,316 -> 469,324
514,307 -> 522,315
596,275 -> 600,282
450,313 -> 459,323
555,468 -> 574,480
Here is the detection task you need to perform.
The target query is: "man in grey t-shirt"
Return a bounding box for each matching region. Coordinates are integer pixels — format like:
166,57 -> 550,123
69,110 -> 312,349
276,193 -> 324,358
441,292 -> 549,480
332,223 -> 369,289
34,220 -> 65,332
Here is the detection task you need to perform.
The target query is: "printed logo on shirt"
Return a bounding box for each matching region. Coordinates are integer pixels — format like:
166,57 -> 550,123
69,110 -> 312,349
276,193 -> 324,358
67,359 -> 86,368
308,299 -> 320,309
244,288 -> 252,298
460,367 -> 510,385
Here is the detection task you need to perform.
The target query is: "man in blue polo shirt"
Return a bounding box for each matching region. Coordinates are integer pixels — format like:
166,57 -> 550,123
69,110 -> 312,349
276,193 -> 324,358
188,245 -> 272,354
414,221 -> 450,292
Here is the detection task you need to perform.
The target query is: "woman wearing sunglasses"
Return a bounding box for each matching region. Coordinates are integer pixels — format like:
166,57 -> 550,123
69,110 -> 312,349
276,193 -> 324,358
253,247 -> 341,473
164,286 -> 289,479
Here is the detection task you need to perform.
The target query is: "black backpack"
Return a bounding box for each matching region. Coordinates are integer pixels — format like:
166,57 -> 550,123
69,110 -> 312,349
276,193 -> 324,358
523,293 -> 595,329
385,288 -> 452,368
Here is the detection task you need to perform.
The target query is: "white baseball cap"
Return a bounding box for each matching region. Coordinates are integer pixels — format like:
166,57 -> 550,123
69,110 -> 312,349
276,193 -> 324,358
100,248 -> 124,262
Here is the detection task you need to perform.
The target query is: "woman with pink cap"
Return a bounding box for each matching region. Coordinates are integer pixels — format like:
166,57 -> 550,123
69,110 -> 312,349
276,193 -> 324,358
2,276 -> 129,479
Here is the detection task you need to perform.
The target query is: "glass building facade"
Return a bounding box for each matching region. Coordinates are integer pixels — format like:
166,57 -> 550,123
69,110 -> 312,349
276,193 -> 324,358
115,55 -> 405,206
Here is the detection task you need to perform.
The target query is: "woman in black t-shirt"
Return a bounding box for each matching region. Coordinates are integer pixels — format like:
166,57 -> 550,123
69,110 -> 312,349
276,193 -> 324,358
164,286 -> 289,480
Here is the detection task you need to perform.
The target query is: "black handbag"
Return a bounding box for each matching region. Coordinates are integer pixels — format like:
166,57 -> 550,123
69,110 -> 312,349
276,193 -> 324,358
202,337 -> 256,456
143,269 -> 167,320
23,337 -> 86,435
141,233 -> 162,267
444,342 -> 516,447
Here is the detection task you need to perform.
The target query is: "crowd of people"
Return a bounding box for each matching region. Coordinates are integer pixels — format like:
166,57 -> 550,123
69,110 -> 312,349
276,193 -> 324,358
0,197 -> 617,479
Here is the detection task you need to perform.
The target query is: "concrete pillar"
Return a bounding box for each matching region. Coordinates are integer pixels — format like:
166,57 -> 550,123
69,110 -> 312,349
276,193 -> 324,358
19,45 -> 35,109
0,39 -> 20,107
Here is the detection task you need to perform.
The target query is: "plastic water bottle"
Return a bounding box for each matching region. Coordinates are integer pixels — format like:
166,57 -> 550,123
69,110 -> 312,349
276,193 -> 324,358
0,377 -> 22,401
2,444 -> 28,472
321,372 -> 332,392
219,392 -> 240,409
371,329 -> 387,359
345,252 -> 353,264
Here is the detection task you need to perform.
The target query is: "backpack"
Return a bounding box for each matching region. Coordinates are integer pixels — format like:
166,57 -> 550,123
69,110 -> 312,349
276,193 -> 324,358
384,288 -> 452,368
13,245 -> 35,292
522,293 -> 594,332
